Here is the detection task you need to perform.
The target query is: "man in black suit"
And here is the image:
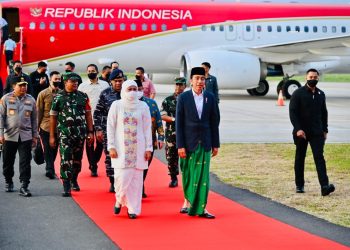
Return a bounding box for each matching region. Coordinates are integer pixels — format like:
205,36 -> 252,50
176,67 -> 220,219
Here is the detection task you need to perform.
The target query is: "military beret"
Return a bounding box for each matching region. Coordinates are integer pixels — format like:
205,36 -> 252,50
109,69 -> 124,81
174,77 -> 186,85
190,67 -> 205,78
62,72 -> 80,82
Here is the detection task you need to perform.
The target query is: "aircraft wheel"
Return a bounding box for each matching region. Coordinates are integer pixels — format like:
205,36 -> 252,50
282,80 -> 301,99
252,80 -> 269,96
247,89 -> 255,96
276,80 -> 284,95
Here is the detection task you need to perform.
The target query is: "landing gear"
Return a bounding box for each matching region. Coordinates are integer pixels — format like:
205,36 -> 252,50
277,78 -> 301,99
246,80 -> 269,96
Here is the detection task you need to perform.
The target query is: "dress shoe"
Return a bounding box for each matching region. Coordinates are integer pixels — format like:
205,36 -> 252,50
19,187 -> 32,197
45,172 -> 56,179
321,184 -> 335,196
169,179 -> 178,188
5,182 -> 14,192
114,206 -> 121,214
90,170 -> 98,177
142,192 -> 147,198
109,176 -> 115,193
199,212 -> 215,219
62,180 -> 71,197
180,207 -> 189,214
71,180 -> 80,191
128,213 -> 137,219
296,186 -> 305,193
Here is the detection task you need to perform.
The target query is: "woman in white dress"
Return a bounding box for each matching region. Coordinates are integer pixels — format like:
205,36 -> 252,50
107,80 -> 153,219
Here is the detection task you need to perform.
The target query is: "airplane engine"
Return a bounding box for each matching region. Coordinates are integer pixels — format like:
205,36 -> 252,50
181,50 -> 263,89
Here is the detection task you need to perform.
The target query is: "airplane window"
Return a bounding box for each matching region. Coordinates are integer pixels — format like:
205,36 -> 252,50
142,24 -> 148,31
201,25 -> 207,31
69,23 -> 75,30
228,25 -> 234,32
322,26 -> 327,33
286,26 -> 291,32
79,23 -> 85,30
131,24 -> 136,31
295,26 -> 300,32
313,26 -> 318,32
29,22 -> 35,30
219,25 -> 224,32
109,23 -> 115,31
49,22 -> 55,30
332,26 -> 336,33
246,25 -> 251,32
341,26 -> 346,33
304,26 -> 309,33
39,22 -> 45,30
267,25 -> 272,32
162,24 -> 167,31
152,24 -> 158,31
257,25 -> 261,32
277,25 -> 281,32
59,22 -> 65,30
210,25 -> 215,31
99,23 -> 104,31
120,23 -> 126,31
89,23 -> 95,30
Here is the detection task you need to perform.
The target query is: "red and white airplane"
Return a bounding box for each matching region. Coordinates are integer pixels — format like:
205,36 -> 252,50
2,0 -> 350,98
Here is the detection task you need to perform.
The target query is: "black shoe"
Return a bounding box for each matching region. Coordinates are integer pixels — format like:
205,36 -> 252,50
180,207 -> 189,214
71,181 -> 80,191
296,186 -> 305,193
198,212 -> 215,219
5,182 -> 14,192
90,170 -> 98,177
142,192 -> 147,198
109,176 -> 115,193
114,206 -> 121,214
62,180 -> 71,197
321,184 -> 335,196
128,213 -> 137,219
45,172 -> 56,179
169,179 -> 178,188
19,187 -> 32,197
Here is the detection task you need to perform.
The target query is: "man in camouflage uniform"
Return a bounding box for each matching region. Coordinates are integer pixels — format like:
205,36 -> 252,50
94,69 -> 124,192
160,77 -> 186,187
50,73 -> 94,197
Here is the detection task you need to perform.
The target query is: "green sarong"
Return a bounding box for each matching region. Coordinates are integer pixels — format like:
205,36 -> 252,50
180,144 -> 211,216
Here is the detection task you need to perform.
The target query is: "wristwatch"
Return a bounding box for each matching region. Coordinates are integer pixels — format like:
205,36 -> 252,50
171,117 -> 175,122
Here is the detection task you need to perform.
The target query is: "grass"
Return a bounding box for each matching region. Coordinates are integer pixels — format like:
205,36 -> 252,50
210,143 -> 350,227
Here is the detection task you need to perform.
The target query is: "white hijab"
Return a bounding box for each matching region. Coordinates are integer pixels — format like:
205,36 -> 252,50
121,80 -> 139,111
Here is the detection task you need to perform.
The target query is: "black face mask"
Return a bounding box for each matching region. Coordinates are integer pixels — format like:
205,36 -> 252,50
135,75 -> 141,81
88,73 -> 98,80
307,79 -> 318,88
65,69 -> 72,73
52,81 -> 60,88
14,66 -> 22,73
105,73 -> 111,80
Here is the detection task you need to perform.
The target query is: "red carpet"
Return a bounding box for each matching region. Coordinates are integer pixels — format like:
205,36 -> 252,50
56,157 -> 349,250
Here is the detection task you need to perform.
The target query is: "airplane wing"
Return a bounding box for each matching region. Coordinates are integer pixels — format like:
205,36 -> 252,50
250,34 -> 350,55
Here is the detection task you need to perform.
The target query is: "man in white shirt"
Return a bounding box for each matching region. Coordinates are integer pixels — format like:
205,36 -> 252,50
78,64 -> 109,177
3,34 -> 16,65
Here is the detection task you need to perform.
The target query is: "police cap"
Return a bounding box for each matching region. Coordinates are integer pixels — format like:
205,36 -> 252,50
11,76 -> 28,86
109,69 -> 124,81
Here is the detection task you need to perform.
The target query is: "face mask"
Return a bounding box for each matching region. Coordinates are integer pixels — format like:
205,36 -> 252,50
52,81 -> 60,88
14,66 -> 22,73
88,73 -> 97,80
307,79 -> 318,88
105,73 -> 111,80
135,75 -> 141,81
137,91 -> 143,99
65,69 -> 72,73
125,91 -> 138,102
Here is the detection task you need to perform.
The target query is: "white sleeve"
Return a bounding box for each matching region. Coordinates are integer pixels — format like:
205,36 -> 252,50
142,104 -> 153,152
107,101 -> 118,151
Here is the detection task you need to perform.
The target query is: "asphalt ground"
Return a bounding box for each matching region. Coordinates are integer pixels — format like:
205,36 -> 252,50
1,81 -> 349,249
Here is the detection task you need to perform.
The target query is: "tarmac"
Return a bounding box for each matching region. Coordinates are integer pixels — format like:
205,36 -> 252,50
0,81 -> 349,249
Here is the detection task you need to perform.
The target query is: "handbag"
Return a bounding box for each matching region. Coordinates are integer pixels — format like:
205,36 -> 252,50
34,139 -> 45,165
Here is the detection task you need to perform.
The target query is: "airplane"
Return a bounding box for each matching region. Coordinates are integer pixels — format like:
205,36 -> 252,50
2,0 -> 350,98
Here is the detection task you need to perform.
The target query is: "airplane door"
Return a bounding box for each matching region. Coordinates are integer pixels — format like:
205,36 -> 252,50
242,23 -> 254,41
225,22 -> 237,41
2,7 -> 20,42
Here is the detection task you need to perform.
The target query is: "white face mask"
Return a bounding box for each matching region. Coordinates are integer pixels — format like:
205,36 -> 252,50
137,91 -> 144,99
125,91 -> 138,102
